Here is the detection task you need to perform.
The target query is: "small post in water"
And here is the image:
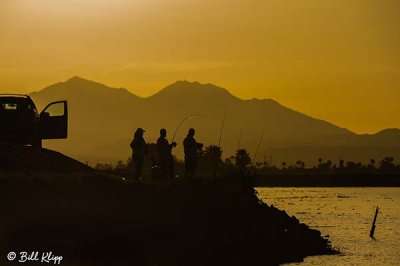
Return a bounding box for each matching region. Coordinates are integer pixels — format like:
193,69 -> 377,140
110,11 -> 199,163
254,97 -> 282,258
369,206 -> 379,238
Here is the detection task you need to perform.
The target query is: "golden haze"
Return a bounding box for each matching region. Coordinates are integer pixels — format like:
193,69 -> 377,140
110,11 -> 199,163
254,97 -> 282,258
0,0 -> 399,133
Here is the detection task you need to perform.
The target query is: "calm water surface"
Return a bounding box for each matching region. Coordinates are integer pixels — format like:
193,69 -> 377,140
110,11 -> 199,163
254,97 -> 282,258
256,188 -> 400,266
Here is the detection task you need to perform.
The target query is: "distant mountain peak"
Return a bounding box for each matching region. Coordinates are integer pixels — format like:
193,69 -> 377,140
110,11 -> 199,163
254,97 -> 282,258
150,80 -> 238,101
64,76 -> 99,85
60,76 -> 132,94
375,128 -> 400,136
66,76 -> 83,82
173,80 -> 201,86
30,76 -> 140,101
168,80 -> 221,89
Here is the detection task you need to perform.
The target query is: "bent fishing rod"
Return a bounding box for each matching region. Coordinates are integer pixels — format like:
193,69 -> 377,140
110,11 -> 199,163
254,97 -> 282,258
214,111 -> 227,178
171,115 -> 202,142
252,128 -> 266,165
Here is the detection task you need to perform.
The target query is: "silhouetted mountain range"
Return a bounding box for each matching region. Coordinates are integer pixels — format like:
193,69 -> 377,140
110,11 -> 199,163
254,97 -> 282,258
30,77 -> 400,165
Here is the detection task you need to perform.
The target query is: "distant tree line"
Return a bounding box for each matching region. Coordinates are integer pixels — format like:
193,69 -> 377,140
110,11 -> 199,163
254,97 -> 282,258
94,143 -> 400,177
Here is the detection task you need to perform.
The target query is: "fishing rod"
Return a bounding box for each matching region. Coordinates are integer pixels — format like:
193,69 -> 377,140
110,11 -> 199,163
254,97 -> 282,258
248,140 -> 255,155
237,128 -> 243,151
214,111 -> 227,178
171,115 -> 201,143
252,128 -> 266,165
218,111 -> 227,148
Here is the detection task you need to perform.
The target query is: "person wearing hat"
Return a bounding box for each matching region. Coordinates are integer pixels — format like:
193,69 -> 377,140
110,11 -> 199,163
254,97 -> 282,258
157,128 -> 177,180
183,128 -> 203,178
130,128 -> 148,180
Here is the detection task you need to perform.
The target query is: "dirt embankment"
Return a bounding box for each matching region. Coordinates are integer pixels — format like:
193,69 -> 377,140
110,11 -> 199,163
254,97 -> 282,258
0,176 -> 335,265
0,147 -> 335,265
0,146 -> 92,173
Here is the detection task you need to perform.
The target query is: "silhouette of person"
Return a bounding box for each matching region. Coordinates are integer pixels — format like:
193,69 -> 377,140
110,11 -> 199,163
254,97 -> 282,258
130,128 -> 147,180
183,128 -> 203,178
157,128 -> 177,179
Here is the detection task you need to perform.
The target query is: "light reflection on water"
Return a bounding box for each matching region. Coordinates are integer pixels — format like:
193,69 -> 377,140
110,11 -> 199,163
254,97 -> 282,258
256,188 -> 400,266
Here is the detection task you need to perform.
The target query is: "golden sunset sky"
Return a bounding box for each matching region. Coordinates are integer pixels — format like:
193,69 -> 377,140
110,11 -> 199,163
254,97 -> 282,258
1,0 -> 399,133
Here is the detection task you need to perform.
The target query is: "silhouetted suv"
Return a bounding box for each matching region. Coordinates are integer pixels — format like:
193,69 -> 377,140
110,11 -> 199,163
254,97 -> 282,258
0,94 -> 68,148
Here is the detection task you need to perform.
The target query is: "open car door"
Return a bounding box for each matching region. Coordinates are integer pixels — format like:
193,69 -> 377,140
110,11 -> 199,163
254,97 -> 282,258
40,101 -> 68,139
